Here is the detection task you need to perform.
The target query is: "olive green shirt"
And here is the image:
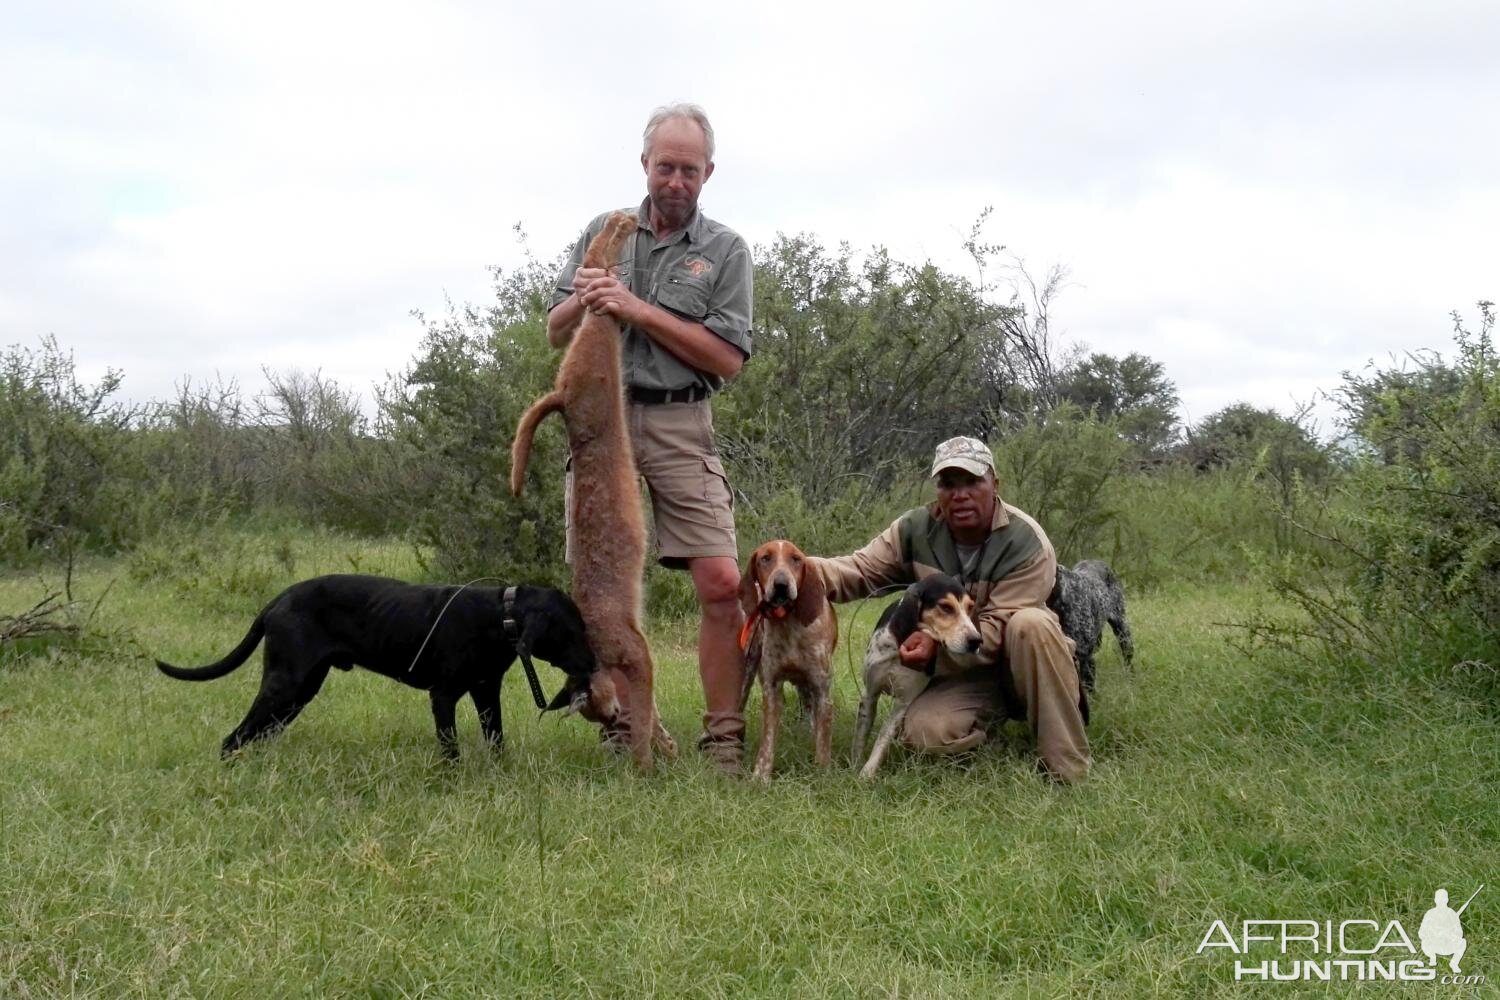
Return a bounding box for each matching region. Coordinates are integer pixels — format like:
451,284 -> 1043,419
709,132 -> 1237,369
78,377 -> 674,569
549,199 -> 754,394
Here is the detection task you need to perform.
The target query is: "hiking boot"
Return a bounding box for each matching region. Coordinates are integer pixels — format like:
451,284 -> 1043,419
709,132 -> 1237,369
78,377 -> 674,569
696,731 -> 744,775
697,710 -> 746,775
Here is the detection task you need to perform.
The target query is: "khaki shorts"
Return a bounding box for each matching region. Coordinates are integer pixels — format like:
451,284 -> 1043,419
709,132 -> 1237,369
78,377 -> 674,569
566,399 -> 737,570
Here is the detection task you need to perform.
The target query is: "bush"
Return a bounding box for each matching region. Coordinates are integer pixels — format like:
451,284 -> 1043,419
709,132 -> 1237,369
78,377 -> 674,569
1250,303 -> 1500,697
1343,305 -> 1498,662
0,334 -> 414,573
376,259 -> 572,587
992,404 -> 1131,561
0,337 -> 146,564
132,369 -> 406,537
989,408 -> 1330,589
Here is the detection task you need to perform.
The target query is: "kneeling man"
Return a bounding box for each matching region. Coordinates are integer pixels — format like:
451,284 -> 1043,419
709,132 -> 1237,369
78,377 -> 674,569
810,437 -> 1089,782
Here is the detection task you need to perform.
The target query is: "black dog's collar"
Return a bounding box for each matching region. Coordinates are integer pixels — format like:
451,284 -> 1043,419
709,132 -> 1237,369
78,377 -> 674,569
502,586 -> 551,711
500,586 -> 521,640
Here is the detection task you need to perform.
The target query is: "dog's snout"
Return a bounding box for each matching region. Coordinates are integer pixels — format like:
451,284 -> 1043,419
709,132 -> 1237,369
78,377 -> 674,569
965,635 -> 982,653
769,574 -> 795,601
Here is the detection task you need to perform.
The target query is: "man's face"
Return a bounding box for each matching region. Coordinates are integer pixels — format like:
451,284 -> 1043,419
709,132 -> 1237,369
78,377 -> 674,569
641,117 -> 714,230
935,468 -> 997,533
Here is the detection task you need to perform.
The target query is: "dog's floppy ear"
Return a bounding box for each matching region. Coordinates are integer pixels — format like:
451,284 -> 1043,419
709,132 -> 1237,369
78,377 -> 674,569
738,554 -> 761,618
794,560 -> 826,627
887,587 -> 922,643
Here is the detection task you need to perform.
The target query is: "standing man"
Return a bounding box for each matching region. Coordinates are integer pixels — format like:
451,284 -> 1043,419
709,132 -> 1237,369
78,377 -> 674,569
546,103 -> 753,772
811,437 -> 1090,783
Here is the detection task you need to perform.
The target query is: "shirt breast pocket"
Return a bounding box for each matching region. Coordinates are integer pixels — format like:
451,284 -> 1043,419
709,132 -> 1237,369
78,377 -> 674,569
657,274 -> 712,320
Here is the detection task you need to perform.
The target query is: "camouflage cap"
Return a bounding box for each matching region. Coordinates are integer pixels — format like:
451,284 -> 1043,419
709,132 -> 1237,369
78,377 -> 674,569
930,436 -> 994,478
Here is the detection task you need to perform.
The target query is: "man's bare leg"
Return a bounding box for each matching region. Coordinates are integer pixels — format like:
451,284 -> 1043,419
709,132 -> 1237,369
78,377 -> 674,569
691,555 -> 746,772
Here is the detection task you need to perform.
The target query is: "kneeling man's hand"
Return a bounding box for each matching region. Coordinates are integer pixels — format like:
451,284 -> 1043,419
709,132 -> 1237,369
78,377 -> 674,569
898,632 -> 936,670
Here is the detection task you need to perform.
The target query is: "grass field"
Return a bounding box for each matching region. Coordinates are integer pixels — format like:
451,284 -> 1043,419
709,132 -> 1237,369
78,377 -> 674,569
2,527 -> 1497,997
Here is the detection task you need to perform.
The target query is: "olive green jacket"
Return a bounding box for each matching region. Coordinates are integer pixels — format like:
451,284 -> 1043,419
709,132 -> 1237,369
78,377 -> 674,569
809,500 -> 1059,667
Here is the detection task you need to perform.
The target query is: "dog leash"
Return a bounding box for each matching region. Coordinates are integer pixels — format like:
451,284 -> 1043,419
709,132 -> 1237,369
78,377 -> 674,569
500,586 -> 552,711
839,584 -> 911,693
404,578 -> 553,711
736,600 -> 788,653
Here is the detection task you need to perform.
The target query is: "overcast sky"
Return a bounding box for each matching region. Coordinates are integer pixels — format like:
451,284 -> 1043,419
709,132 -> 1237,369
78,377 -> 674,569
5,0 -> 1497,433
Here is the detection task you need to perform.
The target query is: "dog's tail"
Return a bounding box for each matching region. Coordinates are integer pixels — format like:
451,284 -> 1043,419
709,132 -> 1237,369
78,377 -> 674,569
155,614 -> 265,681
510,390 -> 565,497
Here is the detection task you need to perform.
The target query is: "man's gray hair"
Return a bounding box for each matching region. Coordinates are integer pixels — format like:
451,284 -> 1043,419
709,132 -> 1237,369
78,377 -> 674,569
642,103 -> 716,163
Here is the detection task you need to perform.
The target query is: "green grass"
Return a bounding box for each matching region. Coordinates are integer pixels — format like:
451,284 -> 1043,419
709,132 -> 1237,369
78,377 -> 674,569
2,527 -> 1497,997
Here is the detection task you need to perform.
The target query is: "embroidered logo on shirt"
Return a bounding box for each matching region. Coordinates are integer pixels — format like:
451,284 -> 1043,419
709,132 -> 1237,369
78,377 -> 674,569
684,257 -> 712,277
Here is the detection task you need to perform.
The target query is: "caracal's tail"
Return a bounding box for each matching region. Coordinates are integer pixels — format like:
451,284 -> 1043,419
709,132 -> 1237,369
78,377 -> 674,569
510,390 -> 565,496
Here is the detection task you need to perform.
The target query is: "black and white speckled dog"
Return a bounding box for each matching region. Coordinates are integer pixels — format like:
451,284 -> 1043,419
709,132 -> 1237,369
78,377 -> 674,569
1047,559 -> 1134,693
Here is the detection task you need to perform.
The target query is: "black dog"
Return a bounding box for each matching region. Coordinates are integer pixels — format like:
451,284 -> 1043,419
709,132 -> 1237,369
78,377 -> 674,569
1048,559 -> 1135,693
155,574 -> 619,759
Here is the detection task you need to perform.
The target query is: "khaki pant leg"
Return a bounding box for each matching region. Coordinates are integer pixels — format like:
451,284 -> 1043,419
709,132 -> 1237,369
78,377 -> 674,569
1006,607 -> 1090,782
901,673 -> 1001,755
632,401 -> 738,567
